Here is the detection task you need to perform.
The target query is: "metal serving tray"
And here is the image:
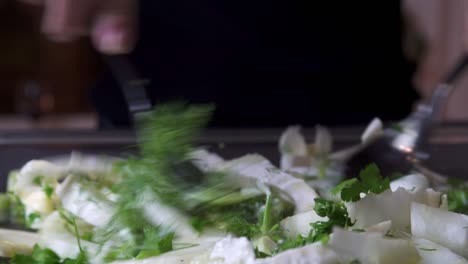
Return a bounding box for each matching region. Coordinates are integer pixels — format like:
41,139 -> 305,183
0,124 -> 468,191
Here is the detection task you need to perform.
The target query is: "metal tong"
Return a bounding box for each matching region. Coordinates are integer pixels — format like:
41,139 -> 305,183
346,55 -> 468,178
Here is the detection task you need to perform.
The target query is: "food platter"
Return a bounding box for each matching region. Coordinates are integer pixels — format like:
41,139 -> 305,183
0,124 -> 467,188
0,124 -> 468,263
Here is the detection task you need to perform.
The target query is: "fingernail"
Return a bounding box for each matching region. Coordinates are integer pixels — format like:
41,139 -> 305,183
98,30 -> 126,54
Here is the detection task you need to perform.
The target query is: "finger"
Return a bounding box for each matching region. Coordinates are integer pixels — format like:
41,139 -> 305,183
41,0 -> 96,42
91,0 -> 138,54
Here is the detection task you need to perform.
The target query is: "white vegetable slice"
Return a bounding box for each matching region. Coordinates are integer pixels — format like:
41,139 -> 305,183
257,242 -> 342,264
218,154 -> 319,212
13,160 -> 63,192
21,190 -> 55,228
279,126 -> 308,156
413,238 -> 468,264
390,174 -> 429,192
364,220 -> 392,234
314,125 -> 332,157
411,202 -> 468,258
209,236 -> 256,264
56,174 -> 116,227
109,243 -> 215,264
279,126 -> 310,171
142,196 -> 199,240
0,229 -> 39,257
12,160 -> 64,228
190,149 -> 225,171
361,118 -> 383,143
329,227 -> 420,264
253,236 -> 277,256
280,210 -> 327,238
347,188 -> 444,231
39,212 -> 99,261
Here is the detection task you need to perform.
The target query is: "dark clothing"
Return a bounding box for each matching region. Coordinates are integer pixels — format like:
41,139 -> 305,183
92,0 -> 419,128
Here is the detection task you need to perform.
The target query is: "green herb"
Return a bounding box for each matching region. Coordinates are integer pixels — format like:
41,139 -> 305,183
447,188 -> 468,215
389,123 -> 404,132
113,103 -> 219,212
447,178 -> 467,187
8,193 -> 26,226
260,195 -> 273,235
10,244 -> 88,264
0,193 -> 10,222
352,228 -> 366,233
349,260 -> 362,264
419,248 -> 437,251
43,184 -> 54,199
57,210 -> 89,263
331,179 -> 359,196
98,207 -> 176,262
27,213 -> 41,228
331,163 -> 390,202
135,228 -> 175,259
276,198 -> 354,253
254,248 -> 270,258
317,159 -> 330,179
33,176 -> 44,186
99,103 -> 215,260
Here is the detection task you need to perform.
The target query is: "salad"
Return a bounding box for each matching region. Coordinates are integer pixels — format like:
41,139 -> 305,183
1,103 -> 468,264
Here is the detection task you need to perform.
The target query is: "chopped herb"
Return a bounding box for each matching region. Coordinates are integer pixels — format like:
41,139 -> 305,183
254,248 -> 270,258
0,193 -> 10,222
317,159 -> 330,179
463,226 -> 468,229
135,228 -> 175,259
447,187 -> 468,215
352,228 -> 366,233
260,195 -> 273,235
419,248 -> 437,251
43,184 -> 54,199
447,178 -> 467,187
389,123 -> 404,132
27,213 -> 41,228
10,244 -> 88,264
276,198 -> 353,253
331,178 -> 359,196
33,176 -> 44,186
331,163 -> 390,202
8,193 -> 26,225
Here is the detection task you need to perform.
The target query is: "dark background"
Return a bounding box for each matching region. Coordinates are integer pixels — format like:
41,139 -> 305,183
1,0 -> 420,128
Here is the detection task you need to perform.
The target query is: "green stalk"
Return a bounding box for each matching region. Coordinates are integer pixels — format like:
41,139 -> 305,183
261,195 -> 272,235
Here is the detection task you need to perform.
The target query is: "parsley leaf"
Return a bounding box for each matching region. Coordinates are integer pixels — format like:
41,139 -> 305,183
43,184 -> 54,199
360,164 -> 389,194
27,213 -> 41,228
447,187 -> 468,214
33,176 -> 44,186
331,178 -> 359,196
8,193 -> 26,226
136,228 -> 175,259
10,245 -> 88,264
332,163 -> 390,202
276,198 -> 354,253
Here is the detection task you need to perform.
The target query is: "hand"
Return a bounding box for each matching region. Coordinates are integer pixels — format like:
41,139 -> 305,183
19,0 -> 138,54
